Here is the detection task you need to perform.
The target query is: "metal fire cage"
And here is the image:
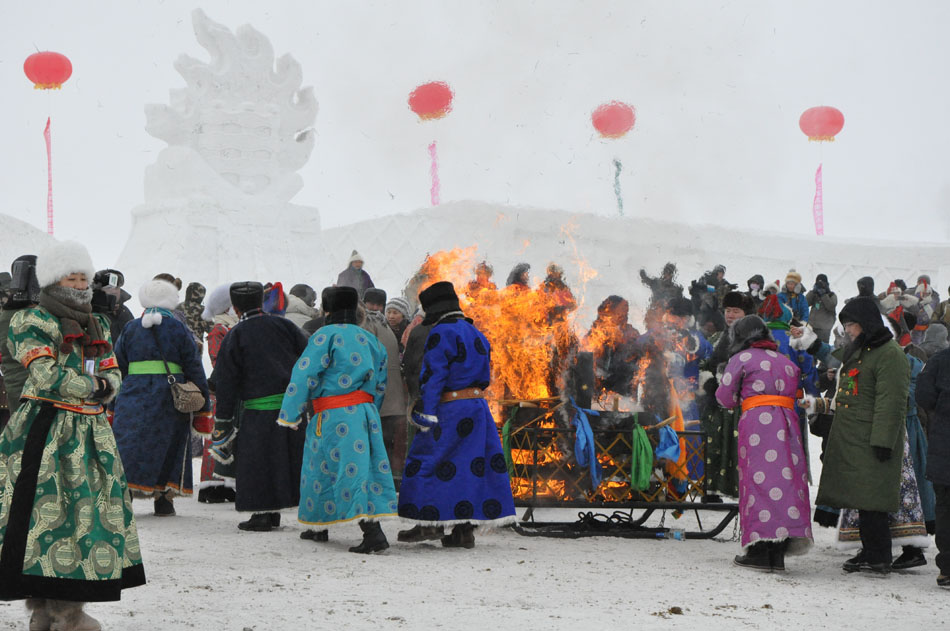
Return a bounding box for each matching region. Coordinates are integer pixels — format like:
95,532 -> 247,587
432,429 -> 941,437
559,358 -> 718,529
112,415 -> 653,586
502,400 -> 739,540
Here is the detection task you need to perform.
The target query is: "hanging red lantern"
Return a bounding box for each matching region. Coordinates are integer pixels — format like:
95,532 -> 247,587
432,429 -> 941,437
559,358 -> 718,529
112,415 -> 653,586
408,81 -> 454,121
799,106 -> 844,142
24,52 -> 72,90
592,101 -> 636,139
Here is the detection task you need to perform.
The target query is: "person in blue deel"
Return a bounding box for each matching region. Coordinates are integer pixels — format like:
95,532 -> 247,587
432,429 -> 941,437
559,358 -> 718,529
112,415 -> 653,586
397,281 -> 516,549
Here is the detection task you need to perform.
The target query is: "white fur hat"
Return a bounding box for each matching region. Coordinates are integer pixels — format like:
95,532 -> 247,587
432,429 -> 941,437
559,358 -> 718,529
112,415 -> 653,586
202,283 -> 232,322
349,250 -> 364,264
35,240 -> 96,288
139,280 -> 180,310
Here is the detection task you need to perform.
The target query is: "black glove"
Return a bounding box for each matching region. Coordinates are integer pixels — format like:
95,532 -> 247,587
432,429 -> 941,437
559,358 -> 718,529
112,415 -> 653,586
91,377 -> 114,401
727,283 -> 739,291
873,446 -> 892,462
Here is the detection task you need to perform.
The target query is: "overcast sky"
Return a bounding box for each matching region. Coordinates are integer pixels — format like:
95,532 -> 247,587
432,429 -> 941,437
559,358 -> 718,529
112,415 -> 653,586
2,1 -> 949,268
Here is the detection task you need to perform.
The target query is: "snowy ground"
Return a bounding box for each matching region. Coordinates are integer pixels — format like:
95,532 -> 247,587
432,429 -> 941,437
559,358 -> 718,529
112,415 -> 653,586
1,459 -> 947,631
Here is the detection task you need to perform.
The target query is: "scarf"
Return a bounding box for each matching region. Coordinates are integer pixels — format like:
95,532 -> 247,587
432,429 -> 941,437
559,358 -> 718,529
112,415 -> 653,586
749,339 -> 778,351
38,285 -> 111,357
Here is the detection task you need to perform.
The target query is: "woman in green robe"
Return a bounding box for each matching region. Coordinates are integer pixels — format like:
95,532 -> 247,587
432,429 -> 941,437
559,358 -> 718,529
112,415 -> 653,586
0,240 -> 145,631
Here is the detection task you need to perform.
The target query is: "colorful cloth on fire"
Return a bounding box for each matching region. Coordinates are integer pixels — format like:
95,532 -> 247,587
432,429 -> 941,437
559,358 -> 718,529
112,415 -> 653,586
0,307 -> 145,601
715,346 -> 813,553
836,436 -> 930,549
277,324 -> 397,525
399,317 -> 516,526
111,314 -> 210,496
213,312 -> 308,512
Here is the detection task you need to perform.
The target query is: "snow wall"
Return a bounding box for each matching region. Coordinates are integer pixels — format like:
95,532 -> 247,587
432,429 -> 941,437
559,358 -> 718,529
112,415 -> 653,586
0,215 -> 52,273
323,201 -> 950,329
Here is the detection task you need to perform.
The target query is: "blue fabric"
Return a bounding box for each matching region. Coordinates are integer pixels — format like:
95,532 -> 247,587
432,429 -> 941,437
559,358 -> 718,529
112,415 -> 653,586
779,291 -> 810,322
278,324 -> 397,525
399,318 -> 516,524
655,425 -> 681,462
771,328 -> 820,396
570,399 -> 602,491
112,315 -> 210,494
906,354 -> 936,522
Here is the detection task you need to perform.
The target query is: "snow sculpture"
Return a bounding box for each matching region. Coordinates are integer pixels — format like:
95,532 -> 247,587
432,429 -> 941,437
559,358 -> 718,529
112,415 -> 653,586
117,9 -> 328,289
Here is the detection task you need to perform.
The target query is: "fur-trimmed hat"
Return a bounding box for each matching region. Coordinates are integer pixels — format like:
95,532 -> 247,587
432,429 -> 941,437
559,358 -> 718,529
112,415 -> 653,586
323,286 -> 359,314
419,281 -> 461,315
202,284 -> 233,322
230,281 -> 264,313
784,269 -> 802,285
722,291 -> 747,311
364,288 -> 387,306
36,240 -> 96,288
668,296 -> 694,318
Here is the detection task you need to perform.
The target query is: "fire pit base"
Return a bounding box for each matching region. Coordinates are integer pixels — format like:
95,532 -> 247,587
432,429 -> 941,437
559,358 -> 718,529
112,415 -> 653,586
513,503 -> 739,540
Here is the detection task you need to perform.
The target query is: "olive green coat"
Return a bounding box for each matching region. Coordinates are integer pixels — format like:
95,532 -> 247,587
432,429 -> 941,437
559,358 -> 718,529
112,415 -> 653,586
815,339 -> 909,512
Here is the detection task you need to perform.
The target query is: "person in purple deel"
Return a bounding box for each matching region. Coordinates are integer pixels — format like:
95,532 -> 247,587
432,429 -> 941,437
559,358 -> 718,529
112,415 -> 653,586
716,315 -> 813,572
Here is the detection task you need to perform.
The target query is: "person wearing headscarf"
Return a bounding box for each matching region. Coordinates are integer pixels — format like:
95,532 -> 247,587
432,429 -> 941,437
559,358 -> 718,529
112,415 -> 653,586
0,240 -> 144,629
397,282 -> 516,548
816,297 -> 910,574
111,280 -> 212,515
715,315 -> 813,571
209,282 -> 309,531
278,287 -> 398,553
197,283 -> 239,503
336,251 -> 375,299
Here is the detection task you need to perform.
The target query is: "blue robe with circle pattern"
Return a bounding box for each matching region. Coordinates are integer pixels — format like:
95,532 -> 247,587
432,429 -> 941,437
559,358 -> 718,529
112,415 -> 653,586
278,324 -> 398,525
398,317 -> 516,525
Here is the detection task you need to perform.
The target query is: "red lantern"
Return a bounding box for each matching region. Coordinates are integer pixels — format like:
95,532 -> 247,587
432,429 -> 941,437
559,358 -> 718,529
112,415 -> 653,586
592,101 -> 635,139
24,52 -> 72,90
799,106 -> 844,142
408,82 -> 453,121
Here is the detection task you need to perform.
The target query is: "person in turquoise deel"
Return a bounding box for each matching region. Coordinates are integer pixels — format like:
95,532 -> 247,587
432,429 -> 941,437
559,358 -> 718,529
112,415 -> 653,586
278,286 -> 398,553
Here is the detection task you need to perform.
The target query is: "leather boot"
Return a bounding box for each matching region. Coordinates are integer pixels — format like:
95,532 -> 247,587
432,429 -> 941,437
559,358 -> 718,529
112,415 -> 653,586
153,490 -> 175,516
301,529 -> 329,542
349,520 -> 389,554
238,513 -> 276,532
47,600 -> 101,631
441,523 -> 476,549
27,598 -> 50,631
397,524 -> 445,543
733,541 -> 771,571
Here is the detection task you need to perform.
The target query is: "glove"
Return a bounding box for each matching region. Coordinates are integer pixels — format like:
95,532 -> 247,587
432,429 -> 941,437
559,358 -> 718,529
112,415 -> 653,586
410,410 -> 439,432
789,325 -> 817,352
210,419 -> 239,464
799,395 -> 817,416
873,446 -> 892,462
91,377 -> 114,402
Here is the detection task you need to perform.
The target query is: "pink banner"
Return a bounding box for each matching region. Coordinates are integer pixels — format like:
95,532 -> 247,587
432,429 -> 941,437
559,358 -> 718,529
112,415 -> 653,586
44,117 -> 54,235
429,141 -> 440,206
812,163 -> 824,236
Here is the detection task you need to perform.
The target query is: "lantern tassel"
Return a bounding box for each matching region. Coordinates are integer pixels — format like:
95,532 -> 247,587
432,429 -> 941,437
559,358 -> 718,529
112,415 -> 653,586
812,163 -> 824,236
613,158 -> 624,217
44,117 -> 54,236
429,141 -> 440,206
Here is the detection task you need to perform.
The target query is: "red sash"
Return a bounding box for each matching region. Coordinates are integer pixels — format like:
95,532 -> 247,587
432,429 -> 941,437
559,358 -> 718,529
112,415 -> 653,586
311,390 -> 373,414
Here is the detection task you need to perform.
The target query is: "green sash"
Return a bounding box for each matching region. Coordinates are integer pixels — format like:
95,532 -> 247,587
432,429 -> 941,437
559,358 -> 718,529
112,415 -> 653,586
243,393 -> 285,411
128,360 -> 182,375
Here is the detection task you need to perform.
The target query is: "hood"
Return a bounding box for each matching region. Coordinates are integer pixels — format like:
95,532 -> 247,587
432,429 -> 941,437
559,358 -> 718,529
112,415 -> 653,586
286,293 -> 318,319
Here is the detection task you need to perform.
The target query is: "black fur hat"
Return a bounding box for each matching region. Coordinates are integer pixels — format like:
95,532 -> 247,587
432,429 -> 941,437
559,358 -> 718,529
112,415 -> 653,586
419,281 -> 461,315
668,296 -> 694,317
229,281 -> 264,313
323,286 -> 359,314
363,288 -> 387,306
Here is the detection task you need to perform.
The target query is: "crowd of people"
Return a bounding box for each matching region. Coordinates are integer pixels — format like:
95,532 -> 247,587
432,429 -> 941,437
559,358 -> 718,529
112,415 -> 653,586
0,246 -> 949,629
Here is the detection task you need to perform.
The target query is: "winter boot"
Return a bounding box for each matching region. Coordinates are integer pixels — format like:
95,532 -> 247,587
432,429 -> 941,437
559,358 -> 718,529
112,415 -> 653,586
238,513 -> 276,532
397,524 -> 445,543
733,541 -> 771,571
301,529 -> 329,542
46,600 -> 101,631
842,549 -> 867,573
349,520 -> 389,554
26,599 -> 50,631
198,484 -> 233,504
768,540 -> 788,572
153,491 -> 175,516
892,546 -> 927,570
270,512 -> 281,528
937,574 -> 950,588
441,524 -> 476,549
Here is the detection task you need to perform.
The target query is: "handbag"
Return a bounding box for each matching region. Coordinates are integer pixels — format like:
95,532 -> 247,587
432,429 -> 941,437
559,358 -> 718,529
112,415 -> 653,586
150,327 -> 205,414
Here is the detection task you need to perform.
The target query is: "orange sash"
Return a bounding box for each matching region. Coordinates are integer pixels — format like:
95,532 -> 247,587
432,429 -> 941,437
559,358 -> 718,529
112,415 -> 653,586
311,390 -> 374,414
741,395 -> 795,414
